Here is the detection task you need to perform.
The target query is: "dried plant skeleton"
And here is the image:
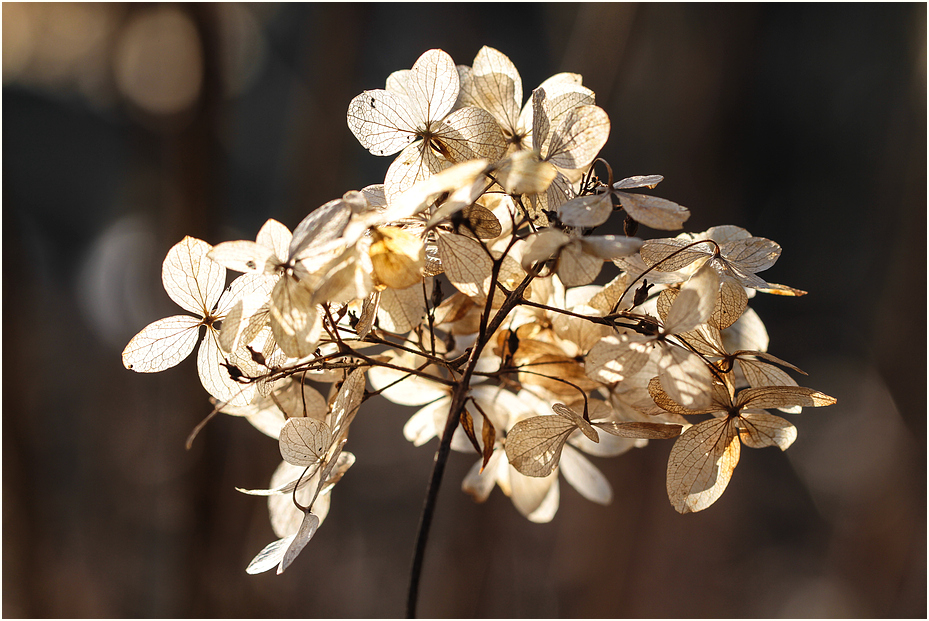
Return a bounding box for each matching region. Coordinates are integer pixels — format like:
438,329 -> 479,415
122,46 -> 835,609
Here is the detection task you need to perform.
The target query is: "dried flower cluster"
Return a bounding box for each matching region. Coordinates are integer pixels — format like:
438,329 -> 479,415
122,47 -> 835,579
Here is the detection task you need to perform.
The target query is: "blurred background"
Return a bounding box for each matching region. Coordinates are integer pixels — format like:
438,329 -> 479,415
3,3 -> 925,617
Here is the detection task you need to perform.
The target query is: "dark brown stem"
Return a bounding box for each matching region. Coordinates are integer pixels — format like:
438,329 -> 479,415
405,272 -> 533,618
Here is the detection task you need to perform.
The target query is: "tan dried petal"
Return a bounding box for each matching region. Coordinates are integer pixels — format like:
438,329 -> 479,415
279,418 -> 332,466
640,238 -> 712,271
436,231 -> 493,301
719,237 -> 781,273
277,510 -> 320,575
657,344 -> 715,410
406,49 -> 459,127
593,420 -> 683,439
556,241 -> 604,287
434,105 -> 507,163
162,236 -> 226,316
384,141 -> 452,205
585,334 -> 652,384
737,357 -> 799,389
122,315 -> 201,372
376,282 -> 426,334
369,226 -> 425,290
735,385 -> 837,410
346,89 -> 418,156
460,203 -> 502,240
208,240 -> 277,274
545,104 -> 610,170
494,150 -> 557,195
756,282 -> 807,297
270,276 -> 321,359
470,45 -> 522,131
552,403 -> 599,442
616,192 -> 690,231
557,192 -> 613,228
711,275 -> 748,329
663,260 -> 719,334
647,376 -> 720,416
667,416 -> 740,513
578,235 -> 643,260
505,414 -> 576,477
738,412 -> 797,450
613,175 -> 664,190
330,368 -> 366,441
390,158 -> 489,222
197,328 -> 254,406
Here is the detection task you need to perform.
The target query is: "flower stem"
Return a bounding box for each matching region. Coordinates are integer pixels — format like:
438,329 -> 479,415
405,273 -> 534,618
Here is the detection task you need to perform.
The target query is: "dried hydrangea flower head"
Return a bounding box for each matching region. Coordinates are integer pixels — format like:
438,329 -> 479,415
122,46 -> 835,613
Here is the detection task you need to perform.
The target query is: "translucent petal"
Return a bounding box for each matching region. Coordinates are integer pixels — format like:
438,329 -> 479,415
557,192 -> 613,228
245,534 -> 295,575
267,461 -> 319,537
738,357 -> 798,389
640,238 -> 712,271
162,236 -> 226,316
560,445 -> 612,505
208,240 -> 276,274
197,328 -> 254,406
613,174 -> 664,190
279,417 -> 332,467
122,315 -> 201,372
738,412 -> 797,450
593,420 -> 683,440
522,472 -> 560,523
579,235 -> 643,260
390,157 -> 488,222
433,105 -> 507,162
436,231 -> 494,301
462,449 -> 505,503
329,368 -> 366,441
508,465 -> 559,521
721,306 -> 768,353
546,105 -> 610,170
370,226 -> 425,290
711,274 -> 748,329
664,260 -> 719,334
277,511 -> 320,574
585,334 -> 651,384
407,49 -> 459,126
552,403 -> 599,442
666,416 -> 740,514
735,386 -> 837,410
289,196 -> 354,262
657,344 -> 714,410
719,237 -> 781,273
255,218 -> 292,264
471,45 -> 522,131
269,276 -> 321,359
531,84 -> 596,156
504,414 -> 575,477
403,402 -> 442,446
346,89 -> 418,156
384,141 -> 451,205
494,150 -> 557,195
646,376 -> 721,416
556,242 -> 603,287
616,192 -> 691,231
368,355 -> 447,406
377,282 -> 427,334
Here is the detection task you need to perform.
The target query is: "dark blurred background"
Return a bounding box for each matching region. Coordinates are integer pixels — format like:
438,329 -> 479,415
3,3 -> 925,617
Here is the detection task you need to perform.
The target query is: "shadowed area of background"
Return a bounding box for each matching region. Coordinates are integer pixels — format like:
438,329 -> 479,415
3,3 -> 925,617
